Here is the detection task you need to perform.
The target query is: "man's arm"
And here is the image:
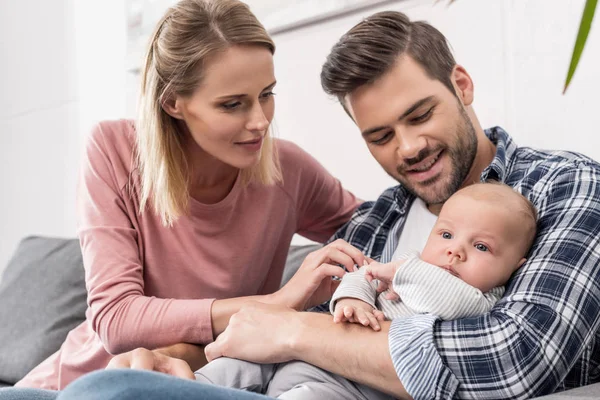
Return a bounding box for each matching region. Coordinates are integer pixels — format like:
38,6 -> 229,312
204,303 -> 410,399
291,312 -> 409,398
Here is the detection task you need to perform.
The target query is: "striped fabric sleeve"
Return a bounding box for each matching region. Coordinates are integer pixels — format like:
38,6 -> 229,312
392,255 -> 504,320
329,269 -> 377,315
388,164 -> 600,399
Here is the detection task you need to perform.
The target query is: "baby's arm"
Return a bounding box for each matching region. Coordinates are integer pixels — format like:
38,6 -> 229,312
329,269 -> 384,330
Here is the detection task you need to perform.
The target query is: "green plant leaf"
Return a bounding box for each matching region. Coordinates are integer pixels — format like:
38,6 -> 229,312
564,0 -> 598,93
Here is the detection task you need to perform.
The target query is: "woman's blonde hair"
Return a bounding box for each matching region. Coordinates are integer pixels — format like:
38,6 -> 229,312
136,0 -> 281,226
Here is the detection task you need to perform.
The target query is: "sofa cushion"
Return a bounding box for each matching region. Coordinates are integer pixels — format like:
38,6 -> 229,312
0,236 -> 87,385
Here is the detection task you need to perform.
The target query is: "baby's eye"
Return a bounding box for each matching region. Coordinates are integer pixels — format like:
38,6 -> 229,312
475,243 -> 488,252
441,232 -> 452,239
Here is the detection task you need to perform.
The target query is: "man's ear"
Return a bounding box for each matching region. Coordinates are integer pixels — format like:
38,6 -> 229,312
451,65 -> 474,107
162,94 -> 185,120
517,257 -> 527,269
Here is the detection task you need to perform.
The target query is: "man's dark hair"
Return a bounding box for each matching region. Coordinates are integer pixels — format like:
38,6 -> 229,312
321,11 -> 457,105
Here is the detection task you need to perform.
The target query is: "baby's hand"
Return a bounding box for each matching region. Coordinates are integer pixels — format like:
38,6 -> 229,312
364,260 -> 405,300
333,298 -> 385,331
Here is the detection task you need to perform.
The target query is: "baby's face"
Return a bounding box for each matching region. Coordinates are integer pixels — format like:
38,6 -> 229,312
420,194 -> 528,292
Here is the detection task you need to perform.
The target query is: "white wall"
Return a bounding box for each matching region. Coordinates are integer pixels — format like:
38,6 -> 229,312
1,0 -> 599,272
0,0 -> 127,276
0,0 -> 79,275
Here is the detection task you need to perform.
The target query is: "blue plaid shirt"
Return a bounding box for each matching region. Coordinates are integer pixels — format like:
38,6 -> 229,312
327,127 -> 600,399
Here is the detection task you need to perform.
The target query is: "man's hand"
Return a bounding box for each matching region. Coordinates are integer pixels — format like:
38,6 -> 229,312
205,302 -> 300,364
275,239 -> 368,311
333,298 -> 385,331
106,347 -> 196,380
364,259 -> 405,300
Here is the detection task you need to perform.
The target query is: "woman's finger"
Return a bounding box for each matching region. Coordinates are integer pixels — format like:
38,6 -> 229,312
315,263 -> 346,280
161,357 -> 196,380
129,348 -> 156,371
106,354 -> 131,369
318,247 -> 356,272
330,239 -> 367,266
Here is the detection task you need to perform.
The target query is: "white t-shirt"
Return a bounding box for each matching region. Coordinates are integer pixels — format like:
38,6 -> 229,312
392,198 -> 438,261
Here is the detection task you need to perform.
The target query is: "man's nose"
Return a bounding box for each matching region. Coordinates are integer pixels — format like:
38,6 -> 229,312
395,128 -> 427,161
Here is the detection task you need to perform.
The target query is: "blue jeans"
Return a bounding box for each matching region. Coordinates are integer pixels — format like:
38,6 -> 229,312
0,370 -> 271,400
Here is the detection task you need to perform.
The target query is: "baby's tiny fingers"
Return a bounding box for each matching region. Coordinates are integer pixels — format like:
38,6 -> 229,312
343,306 -> 355,320
366,311 -> 381,331
385,291 -> 400,301
373,309 -> 385,321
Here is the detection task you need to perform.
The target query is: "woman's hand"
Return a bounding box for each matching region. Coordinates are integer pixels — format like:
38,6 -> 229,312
274,239 -> 368,311
106,344 -> 205,379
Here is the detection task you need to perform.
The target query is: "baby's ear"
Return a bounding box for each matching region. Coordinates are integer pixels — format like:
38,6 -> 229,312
517,258 -> 527,269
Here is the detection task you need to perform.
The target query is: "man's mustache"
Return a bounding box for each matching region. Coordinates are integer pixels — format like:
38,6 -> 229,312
397,146 -> 444,173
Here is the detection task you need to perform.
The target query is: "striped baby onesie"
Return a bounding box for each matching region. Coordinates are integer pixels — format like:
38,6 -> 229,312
330,251 -> 504,320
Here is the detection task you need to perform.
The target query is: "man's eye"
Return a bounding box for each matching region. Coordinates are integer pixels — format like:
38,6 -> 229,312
442,232 -> 452,239
411,107 -> 434,124
475,243 -> 488,252
371,132 -> 393,145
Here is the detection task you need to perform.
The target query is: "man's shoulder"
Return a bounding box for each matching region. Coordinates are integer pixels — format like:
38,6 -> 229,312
509,145 -> 600,186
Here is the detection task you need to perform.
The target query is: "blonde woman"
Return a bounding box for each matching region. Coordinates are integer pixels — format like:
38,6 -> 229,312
4,0 -> 364,397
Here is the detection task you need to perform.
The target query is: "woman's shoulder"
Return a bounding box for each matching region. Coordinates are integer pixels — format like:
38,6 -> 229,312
273,138 -> 335,191
274,138 -> 321,174
83,119 -> 138,190
87,119 -> 137,154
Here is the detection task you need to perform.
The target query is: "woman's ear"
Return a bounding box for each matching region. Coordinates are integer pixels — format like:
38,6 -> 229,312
451,65 -> 474,107
162,95 -> 185,120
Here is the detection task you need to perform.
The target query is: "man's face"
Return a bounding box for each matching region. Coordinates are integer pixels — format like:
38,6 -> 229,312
347,56 -> 478,206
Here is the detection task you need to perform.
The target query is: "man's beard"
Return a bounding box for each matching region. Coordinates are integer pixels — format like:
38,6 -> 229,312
395,105 -> 478,205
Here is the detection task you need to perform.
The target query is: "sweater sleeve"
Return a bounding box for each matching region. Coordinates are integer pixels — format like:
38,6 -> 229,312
77,122 -> 214,355
393,254 -> 504,320
329,269 -> 378,315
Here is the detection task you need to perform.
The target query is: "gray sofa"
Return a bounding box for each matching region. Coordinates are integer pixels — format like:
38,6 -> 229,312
0,236 -> 598,398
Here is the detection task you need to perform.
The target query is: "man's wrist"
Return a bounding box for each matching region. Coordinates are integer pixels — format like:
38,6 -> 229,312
286,311 -> 311,360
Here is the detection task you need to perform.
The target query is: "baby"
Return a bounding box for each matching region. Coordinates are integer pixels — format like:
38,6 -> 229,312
332,181 -> 538,330
195,183 -> 538,400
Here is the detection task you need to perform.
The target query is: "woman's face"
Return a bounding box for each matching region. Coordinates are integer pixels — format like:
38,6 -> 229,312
171,45 -> 276,170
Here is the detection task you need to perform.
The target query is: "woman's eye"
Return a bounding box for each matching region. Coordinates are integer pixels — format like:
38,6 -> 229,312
442,232 -> 452,239
475,243 -> 488,252
260,91 -> 276,99
221,101 -> 241,110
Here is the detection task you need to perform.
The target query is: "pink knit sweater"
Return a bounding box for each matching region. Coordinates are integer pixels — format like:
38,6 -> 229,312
16,119 -> 359,390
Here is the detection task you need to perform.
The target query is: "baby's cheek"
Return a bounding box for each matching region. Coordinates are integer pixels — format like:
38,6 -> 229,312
420,249 -> 440,266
